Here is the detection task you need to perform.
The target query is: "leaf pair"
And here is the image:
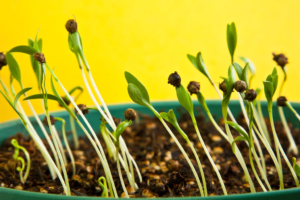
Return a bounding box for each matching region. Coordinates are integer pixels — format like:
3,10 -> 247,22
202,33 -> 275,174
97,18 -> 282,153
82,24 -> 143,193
227,22 -> 237,62
28,37 -> 43,89
114,120 -> 132,145
233,62 -> 250,89
68,32 -> 83,53
187,52 -> 212,84
263,68 -> 278,110
125,71 -> 152,109
226,121 -> 251,153
221,65 -> 236,118
160,110 -> 188,140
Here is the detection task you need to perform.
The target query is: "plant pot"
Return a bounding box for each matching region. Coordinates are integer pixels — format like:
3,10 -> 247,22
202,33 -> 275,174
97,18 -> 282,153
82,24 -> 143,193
0,100 -> 299,200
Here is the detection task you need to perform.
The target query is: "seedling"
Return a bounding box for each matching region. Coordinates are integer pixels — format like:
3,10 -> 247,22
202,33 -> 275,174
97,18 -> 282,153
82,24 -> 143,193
263,68 -> 299,187
160,109 -> 206,196
11,139 -> 31,183
292,157 -> 300,177
125,71 -> 206,196
273,53 -> 298,155
98,176 -> 108,197
168,72 -> 227,195
54,117 -> 76,176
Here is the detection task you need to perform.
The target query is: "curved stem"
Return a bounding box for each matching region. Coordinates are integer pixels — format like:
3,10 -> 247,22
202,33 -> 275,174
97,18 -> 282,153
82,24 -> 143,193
192,116 -> 227,195
256,100 -> 271,144
270,113 -> 300,187
249,149 -> 267,191
186,140 -> 207,196
18,147 -> 31,182
55,118 -> 76,176
278,107 -> 298,155
116,147 -> 129,198
286,102 -> 300,121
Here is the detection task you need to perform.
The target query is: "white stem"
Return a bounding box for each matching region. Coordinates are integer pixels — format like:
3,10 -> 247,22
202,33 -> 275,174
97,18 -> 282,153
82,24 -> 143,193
278,107 -> 298,155
70,113 -> 79,149
17,101 -> 57,179
192,117 -> 227,195
237,94 -> 266,175
256,100 -> 271,144
50,124 -> 70,196
159,118 -> 205,196
117,148 -> 129,198
52,126 -> 67,165
55,78 -> 118,197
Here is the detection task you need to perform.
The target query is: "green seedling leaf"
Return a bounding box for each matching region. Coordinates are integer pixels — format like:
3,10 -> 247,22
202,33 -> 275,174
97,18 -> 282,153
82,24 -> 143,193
160,110 -> 188,140
24,93 -> 64,105
176,84 -> 194,115
227,22 -> 237,62
263,81 -> 274,102
68,32 -> 82,53
272,67 -> 277,76
226,65 -> 236,94
9,46 -> 38,55
272,74 -> 278,94
241,63 -> 250,89
292,157 -> 300,177
6,53 -> 22,86
33,29 -> 41,52
196,92 -> 209,113
14,88 -> 32,108
233,62 -> 243,80
38,39 -> 43,52
226,121 -> 250,142
252,87 -> 261,106
98,177 -> 108,197
193,52 -> 211,82
240,57 -> 256,75
115,120 -> 132,142
231,136 -> 248,154
127,83 -> 151,108
125,72 -> 150,104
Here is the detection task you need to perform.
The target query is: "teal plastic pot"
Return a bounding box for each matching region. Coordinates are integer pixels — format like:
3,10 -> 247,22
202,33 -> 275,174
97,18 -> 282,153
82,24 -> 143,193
0,100 -> 300,200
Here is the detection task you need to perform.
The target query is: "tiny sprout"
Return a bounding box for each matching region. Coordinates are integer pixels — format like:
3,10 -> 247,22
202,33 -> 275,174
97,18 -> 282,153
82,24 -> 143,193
219,81 -> 227,94
277,96 -> 287,107
75,104 -> 89,115
98,176 -> 108,197
272,53 -> 288,68
0,52 -> 7,70
244,89 -> 257,101
65,19 -> 78,34
33,52 -> 46,64
42,115 -> 56,127
168,71 -> 181,87
124,108 -> 137,121
234,80 -> 247,93
187,81 -> 200,95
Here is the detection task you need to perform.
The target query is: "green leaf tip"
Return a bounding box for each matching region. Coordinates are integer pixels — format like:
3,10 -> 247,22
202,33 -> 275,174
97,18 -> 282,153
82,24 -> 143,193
227,22 -> 237,62
187,53 -> 212,84
176,84 -> 194,115
9,45 -> 39,55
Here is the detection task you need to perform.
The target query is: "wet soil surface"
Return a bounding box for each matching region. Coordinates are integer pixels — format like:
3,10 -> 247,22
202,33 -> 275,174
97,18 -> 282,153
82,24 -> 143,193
0,111 -> 300,197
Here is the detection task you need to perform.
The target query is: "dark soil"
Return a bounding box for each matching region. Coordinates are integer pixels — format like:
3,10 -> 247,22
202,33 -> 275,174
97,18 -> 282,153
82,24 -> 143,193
0,110 -> 300,197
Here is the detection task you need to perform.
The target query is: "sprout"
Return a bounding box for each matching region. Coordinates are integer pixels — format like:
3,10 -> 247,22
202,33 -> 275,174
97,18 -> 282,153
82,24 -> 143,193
263,68 -> 299,187
11,139 -> 31,183
98,176 -> 108,197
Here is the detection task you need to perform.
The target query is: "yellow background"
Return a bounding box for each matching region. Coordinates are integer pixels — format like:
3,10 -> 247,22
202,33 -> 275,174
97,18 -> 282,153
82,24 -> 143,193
1,0 -> 300,122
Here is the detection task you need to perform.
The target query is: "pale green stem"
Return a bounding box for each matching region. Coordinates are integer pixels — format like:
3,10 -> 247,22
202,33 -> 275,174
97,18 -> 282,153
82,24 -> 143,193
270,113 -> 300,187
116,147 -> 129,198
47,64 -> 118,197
48,122 -> 71,196
16,101 -> 58,178
278,107 -> 298,155
191,116 -> 227,195
249,148 -> 267,191
256,100 -> 271,144
18,146 -> 31,182
70,114 -> 79,149
286,102 -> 300,121
55,118 -> 76,176
52,126 -> 67,165
77,58 -> 142,184
238,94 -> 266,175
